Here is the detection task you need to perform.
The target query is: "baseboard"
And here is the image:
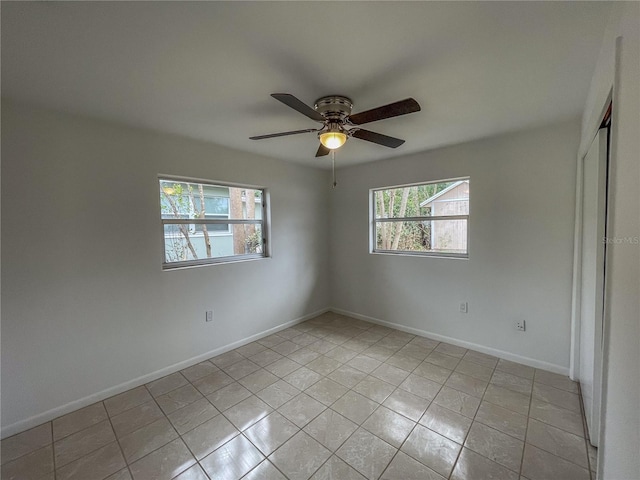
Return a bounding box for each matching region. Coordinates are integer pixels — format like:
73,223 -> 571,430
3,305 -> 569,438
331,307 -> 569,376
1,307 -> 329,439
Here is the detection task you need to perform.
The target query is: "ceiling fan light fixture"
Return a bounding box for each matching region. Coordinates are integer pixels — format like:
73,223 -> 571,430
319,130 -> 347,150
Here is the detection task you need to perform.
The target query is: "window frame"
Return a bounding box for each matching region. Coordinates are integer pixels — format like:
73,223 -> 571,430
370,177 -> 470,259
159,175 -> 270,270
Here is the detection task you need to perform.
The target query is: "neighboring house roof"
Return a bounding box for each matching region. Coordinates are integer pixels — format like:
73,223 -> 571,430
419,180 -> 469,207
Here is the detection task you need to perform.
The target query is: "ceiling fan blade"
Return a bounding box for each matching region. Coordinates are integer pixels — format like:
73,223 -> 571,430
250,128 -> 319,140
315,144 -> 330,157
271,93 -> 325,122
351,129 -> 405,148
348,98 -> 421,125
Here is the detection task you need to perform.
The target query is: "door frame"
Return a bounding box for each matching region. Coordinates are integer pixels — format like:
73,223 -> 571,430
570,98 -> 611,451
570,96 -> 612,383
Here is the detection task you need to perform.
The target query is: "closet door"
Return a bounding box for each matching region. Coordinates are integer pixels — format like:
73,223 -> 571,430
579,128 -> 607,446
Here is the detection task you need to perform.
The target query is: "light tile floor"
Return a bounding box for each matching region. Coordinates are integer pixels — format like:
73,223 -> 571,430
1,312 -> 598,480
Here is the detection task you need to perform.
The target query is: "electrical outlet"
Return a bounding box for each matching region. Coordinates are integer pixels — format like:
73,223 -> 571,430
459,302 -> 468,313
206,310 -> 214,322
516,320 -> 526,331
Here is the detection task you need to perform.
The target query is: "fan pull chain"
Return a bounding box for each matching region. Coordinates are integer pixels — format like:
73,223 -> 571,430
332,150 -> 337,188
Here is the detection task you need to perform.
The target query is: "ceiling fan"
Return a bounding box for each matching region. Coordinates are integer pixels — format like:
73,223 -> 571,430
250,94 -> 421,157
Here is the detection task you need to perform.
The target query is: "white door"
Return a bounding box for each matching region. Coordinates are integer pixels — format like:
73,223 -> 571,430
579,128 -> 607,446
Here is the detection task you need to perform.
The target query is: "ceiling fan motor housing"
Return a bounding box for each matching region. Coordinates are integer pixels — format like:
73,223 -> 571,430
314,96 -> 353,121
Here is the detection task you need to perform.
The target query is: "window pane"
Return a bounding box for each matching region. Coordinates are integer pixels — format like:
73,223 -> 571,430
431,197 -> 469,216
208,224 -> 229,232
161,213 -> 189,221
204,196 -> 229,215
375,219 -> 467,255
163,222 -> 262,263
160,191 -> 192,217
194,214 -> 229,233
226,187 -> 262,221
231,224 -> 263,255
374,180 -> 469,218
163,223 -> 202,263
195,223 -> 229,233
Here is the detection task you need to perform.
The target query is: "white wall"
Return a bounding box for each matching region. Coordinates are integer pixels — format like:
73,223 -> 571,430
581,3 -> 640,478
0,101 -> 331,435
330,120 -> 580,372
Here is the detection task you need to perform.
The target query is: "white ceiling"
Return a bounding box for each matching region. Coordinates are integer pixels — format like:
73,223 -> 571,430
2,2 -> 611,168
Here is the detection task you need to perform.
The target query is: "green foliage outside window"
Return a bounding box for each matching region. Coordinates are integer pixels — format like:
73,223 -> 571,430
375,182 -> 454,251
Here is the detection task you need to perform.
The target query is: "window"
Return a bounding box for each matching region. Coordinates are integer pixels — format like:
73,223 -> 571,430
159,177 -> 267,268
371,178 -> 469,258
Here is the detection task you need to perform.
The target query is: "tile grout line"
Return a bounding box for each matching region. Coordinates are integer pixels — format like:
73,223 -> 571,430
115,383 -> 184,477
327,326 -> 420,480
376,359 -> 444,480
50,421 -> 57,480
251,319 -> 387,479
373,344 -> 463,478
336,338 -> 468,477
181,326 -> 331,479
171,363 -> 241,479
268,321 -> 374,479
103,398 -> 135,480
468,365 -> 590,470
576,382 -> 596,480
446,354 -> 499,480
52,418 -> 125,475
286,325 -> 397,478
378,354 -> 477,479
49,406 -> 115,443
518,371 -> 535,479
527,394 -> 593,437
284,323 -> 414,479
177,352 -> 255,478
525,370 -> 594,477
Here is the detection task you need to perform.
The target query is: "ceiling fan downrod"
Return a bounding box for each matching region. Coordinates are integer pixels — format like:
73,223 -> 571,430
332,150 -> 337,189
